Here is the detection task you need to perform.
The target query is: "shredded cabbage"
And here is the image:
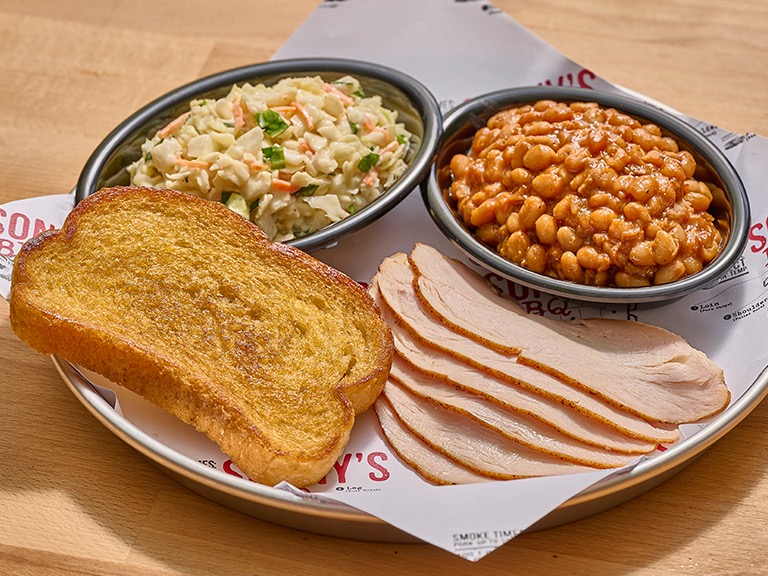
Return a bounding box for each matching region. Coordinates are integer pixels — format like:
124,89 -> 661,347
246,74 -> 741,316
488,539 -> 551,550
128,75 -> 413,242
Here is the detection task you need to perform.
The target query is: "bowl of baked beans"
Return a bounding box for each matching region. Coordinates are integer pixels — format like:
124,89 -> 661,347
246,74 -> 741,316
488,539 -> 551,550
423,86 -> 750,303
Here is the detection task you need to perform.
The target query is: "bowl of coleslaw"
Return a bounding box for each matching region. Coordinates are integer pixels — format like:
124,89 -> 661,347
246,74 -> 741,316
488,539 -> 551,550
76,58 -> 441,252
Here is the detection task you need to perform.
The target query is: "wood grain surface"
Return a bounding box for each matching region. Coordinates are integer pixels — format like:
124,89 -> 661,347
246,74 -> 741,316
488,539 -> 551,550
1,1 -> 767,574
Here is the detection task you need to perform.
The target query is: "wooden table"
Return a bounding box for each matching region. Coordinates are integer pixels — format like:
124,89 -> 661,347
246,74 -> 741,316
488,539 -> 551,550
2,1 -> 767,574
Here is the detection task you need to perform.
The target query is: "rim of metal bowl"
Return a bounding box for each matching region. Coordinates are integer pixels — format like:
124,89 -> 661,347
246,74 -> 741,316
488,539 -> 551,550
76,57 -> 442,253
423,86 -> 750,303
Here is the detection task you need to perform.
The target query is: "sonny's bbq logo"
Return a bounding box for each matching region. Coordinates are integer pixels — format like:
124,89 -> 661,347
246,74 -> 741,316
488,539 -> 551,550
538,68 -> 597,90
748,209 -> 768,263
0,208 -> 57,258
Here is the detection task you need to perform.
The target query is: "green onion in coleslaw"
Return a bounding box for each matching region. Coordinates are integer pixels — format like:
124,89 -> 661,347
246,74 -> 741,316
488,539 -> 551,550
128,75 -> 413,242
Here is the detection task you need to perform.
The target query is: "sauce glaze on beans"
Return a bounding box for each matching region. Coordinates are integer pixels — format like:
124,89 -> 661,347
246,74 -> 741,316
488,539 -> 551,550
448,100 -> 725,287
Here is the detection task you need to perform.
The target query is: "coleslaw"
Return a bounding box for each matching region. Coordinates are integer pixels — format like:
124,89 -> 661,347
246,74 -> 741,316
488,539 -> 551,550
128,75 -> 413,241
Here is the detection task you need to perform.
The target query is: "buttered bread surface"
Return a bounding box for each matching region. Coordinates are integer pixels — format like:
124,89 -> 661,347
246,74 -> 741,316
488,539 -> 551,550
9,186 -> 393,487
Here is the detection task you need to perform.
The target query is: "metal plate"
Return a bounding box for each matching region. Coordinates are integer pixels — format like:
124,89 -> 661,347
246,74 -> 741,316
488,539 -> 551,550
54,355 -> 768,542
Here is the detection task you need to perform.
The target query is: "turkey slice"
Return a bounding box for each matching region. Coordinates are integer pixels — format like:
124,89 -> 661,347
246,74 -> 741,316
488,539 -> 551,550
390,355 -> 643,468
382,380 -> 598,479
408,243 -> 730,424
373,254 -> 679,444
374,394 -> 491,485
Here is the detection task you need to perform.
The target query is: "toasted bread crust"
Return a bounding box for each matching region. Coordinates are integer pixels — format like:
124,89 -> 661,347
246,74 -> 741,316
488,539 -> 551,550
10,186 -> 393,487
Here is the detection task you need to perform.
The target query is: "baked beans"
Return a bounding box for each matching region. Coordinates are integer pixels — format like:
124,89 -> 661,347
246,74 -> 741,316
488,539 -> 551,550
448,100 -> 725,287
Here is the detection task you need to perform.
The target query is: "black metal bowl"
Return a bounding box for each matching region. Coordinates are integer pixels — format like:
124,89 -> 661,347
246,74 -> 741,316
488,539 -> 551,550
422,86 -> 750,303
76,57 -> 441,252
